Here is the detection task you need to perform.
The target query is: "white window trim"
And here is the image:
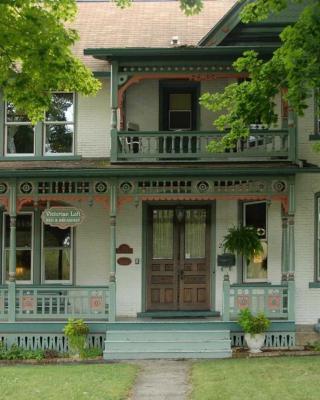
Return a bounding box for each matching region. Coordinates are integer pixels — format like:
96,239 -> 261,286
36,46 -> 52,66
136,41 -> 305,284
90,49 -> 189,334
4,102 -> 35,156
243,201 -> 268,283
2,212 -> 34,284
43,92 -> 75,156
41,223 -> 73,284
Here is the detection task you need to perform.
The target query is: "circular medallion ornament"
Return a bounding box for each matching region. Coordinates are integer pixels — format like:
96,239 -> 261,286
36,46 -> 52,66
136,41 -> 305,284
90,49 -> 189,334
197,181 -> 210,193
20,182 -> 33,194
120,182 -> 133,193
95,181 -> 108,193
272,180 -> 287,193
0,183 -> 8,194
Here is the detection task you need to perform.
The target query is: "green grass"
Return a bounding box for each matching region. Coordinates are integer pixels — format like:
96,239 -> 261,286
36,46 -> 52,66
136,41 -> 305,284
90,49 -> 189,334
191,357 -> 320,400
0,364 -> 138,400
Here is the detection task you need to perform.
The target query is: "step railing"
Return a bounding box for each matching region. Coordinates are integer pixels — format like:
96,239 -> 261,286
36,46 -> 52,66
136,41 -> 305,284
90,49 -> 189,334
222,281 -> 295,321
116,129 -> 289,162
12,286 -> 111,320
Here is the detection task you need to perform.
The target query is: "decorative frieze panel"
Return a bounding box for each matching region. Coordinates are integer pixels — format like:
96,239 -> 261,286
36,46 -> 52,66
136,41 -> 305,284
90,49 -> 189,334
119,65 -> 234,74
118,178 -> 289,196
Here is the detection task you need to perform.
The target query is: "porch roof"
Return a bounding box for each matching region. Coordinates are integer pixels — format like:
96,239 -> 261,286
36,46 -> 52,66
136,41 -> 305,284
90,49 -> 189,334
0,158 -> 307,178
84,46 -> 278,63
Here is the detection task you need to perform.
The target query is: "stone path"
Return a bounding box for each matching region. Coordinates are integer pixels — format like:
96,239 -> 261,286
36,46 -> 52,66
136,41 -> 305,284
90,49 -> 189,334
129,359 -> 191,400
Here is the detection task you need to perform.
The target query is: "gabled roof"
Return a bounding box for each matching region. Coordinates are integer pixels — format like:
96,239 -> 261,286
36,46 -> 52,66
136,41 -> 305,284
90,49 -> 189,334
198,0 -> 305,47
72,0 -> 237,71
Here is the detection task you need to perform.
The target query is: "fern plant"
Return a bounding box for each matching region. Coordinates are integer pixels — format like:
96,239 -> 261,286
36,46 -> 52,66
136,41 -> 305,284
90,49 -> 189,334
222,225 -> 263,264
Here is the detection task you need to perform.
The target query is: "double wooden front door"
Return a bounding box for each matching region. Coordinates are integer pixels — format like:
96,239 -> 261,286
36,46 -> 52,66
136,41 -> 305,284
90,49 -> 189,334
146,205 -> 211,311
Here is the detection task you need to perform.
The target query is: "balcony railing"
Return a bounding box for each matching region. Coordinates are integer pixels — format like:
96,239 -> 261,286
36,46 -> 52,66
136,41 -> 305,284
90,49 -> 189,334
222,282 -> 295,321
116,129 -> 290,162
0,286 -> 111,321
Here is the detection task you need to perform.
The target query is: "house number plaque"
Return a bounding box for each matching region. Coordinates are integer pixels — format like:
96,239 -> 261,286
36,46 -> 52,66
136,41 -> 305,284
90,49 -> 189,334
41,207 -> 85,229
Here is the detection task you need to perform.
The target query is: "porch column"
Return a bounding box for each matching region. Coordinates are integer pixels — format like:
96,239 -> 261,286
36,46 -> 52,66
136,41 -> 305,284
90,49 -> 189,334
108,180 -> 117,321
8,181 -> 17,322
110,61 -> 119,163
281,213 -> 289,281
287,180 -> 295,321
222,274 -> 230,322
288,106 -> 298,164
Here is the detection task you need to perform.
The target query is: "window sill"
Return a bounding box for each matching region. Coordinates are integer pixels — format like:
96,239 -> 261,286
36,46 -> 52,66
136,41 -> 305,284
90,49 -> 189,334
309,134 -> 320,141
309,282 -> 320,288
0,155 -> 82,161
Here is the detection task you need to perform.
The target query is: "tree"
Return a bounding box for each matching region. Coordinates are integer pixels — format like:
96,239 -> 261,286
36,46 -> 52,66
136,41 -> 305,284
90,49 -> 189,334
0,0 -> 100,122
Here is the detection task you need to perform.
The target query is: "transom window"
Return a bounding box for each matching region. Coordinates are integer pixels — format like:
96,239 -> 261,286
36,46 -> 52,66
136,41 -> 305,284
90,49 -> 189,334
2,213 -> 34,283
243,201 -> 268,282
4,92 -> 75,157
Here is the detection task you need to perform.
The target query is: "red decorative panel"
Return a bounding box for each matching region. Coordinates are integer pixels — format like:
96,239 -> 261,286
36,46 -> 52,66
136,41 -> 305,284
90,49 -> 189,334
117,257 -> 132,266
183,288 -> 192,303
151,289 -> 160,303
268,295 -> 281,311
22,295 -> 35,312
90,296 -> 104,312
237,294 -> 250,310
116,244 -> 133,254
197,288 -> 206,303
164,289 -> 174,304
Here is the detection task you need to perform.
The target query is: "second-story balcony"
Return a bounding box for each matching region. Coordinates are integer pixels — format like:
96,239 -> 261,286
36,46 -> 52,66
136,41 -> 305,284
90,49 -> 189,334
115,129 -> 291,163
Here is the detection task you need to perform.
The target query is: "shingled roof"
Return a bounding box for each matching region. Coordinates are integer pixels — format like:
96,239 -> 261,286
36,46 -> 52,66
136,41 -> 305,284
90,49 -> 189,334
72,0 -> 237,71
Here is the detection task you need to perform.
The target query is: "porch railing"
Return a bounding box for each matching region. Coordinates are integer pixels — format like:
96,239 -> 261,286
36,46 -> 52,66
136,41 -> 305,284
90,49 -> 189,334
0,286 -> 112,321
222,282 -> 295,321
116,129 -> 289,162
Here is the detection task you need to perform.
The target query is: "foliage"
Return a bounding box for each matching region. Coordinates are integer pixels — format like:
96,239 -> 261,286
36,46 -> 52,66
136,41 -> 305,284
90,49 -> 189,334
0,0 -> 100,122
191,357 -> 320,400
0,364 -> 139,400
305,340 -> 320,351
114,0 -> 203,15
81,346 -> 103,359
0,342 -> 44,361
199,0 -> 320,151
222,225 -> 263,263
238,308 -> 271,335
63,318 -> 89,358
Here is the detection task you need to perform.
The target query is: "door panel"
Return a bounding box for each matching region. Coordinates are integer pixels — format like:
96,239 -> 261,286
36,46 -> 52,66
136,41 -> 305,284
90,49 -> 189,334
147,206 -> 210,311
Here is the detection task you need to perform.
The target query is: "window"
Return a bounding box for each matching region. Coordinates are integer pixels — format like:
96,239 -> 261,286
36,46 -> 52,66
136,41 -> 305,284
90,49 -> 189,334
315,194 -> 320,281
42,224 -> 73,283
44,93 -> 74,155
243,201 -> 268,282
5,104 -> 34,155
2,213 -> 33,282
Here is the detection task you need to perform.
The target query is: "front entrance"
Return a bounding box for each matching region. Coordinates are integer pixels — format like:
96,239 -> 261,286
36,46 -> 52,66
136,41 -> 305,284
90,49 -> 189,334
146,205 -> 211,311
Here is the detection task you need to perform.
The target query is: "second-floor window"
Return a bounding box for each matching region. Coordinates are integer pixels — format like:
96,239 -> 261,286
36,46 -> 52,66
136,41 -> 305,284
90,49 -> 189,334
4,92 -> 75,157
44,92 -> 74,155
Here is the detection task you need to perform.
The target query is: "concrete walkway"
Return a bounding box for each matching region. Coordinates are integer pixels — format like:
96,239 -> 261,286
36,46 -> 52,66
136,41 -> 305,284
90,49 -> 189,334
129,360 -> 191,400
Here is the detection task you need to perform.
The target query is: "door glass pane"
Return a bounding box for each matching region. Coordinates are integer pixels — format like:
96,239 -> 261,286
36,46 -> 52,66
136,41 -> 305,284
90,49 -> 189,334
244,202 -> 268,280
43,225 -> 72,281
185,209 -> 206,259
152,209 -> 173,259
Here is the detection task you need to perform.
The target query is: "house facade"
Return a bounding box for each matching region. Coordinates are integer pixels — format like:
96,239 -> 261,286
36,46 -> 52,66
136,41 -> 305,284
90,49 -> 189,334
0,0 -> 319,359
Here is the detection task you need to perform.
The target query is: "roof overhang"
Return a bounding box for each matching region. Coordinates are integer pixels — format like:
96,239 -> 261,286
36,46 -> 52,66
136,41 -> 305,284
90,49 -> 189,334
84,46 -> 278,63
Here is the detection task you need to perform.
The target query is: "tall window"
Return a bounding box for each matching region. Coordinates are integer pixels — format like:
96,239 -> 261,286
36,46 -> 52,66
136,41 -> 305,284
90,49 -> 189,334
42,225 -> 72,283
5,104 -> 34,155
44,93 -> 74,155
3,213 -> 33,282
243,201 -> 268,282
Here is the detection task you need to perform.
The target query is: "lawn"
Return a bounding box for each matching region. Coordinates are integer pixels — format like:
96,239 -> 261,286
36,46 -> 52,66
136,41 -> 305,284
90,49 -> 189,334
191,356 -> 320,400
0,364 -> 138,400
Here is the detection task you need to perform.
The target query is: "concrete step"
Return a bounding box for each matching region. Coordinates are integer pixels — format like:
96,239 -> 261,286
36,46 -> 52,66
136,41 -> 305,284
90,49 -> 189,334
106,330 -> 229,341
103,350 -> 232,360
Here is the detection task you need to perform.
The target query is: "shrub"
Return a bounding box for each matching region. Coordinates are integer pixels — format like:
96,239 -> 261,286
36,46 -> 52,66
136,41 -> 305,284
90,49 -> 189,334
63,318 -> 89,358
0,342 -> 44,361
81,347 -> 103,359
238,308 -> 270,335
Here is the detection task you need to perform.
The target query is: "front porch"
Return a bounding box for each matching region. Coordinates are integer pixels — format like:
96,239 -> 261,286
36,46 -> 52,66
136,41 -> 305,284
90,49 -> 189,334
0,171 -> 297,356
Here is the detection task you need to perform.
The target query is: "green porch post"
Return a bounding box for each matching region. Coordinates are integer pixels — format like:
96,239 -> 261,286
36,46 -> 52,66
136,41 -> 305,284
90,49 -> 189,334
281,213 -> 289,282
108,180 -> 117,321
287,179 -> 295,321
288,107 -> 297,163
110,61 -> 119,163
8,181 -> 17,322
222,274 -> 230,322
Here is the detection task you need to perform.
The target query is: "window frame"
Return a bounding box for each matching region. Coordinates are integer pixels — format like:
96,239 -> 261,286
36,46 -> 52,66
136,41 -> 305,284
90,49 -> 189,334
43,92 -> 75,156
242,200 -> 268,283
4,102 -> 35,157
41,222 -> 73,284
2,212 -> 34,284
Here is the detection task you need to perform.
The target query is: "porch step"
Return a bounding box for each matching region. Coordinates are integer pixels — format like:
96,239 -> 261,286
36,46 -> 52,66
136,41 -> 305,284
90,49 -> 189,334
104,322 -> 231,360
